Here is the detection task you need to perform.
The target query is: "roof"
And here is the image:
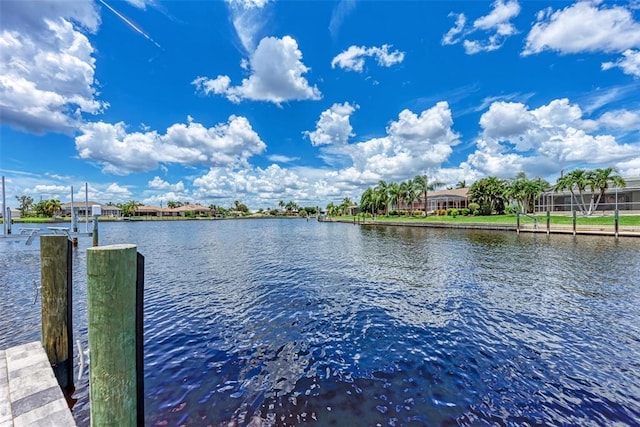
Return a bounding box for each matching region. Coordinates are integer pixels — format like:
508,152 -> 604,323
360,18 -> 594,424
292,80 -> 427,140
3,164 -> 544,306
428,187 -> 469,199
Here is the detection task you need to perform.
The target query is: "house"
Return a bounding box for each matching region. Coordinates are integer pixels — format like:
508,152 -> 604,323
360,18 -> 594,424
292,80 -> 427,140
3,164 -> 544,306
535,177 -> 640,213
60,202 -> 121,217
396,188 -> 470,213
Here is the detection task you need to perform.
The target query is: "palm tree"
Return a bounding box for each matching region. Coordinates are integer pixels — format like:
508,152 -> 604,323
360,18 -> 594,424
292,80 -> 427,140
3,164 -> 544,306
413,175 -> 444,216
15,195 -> 34,217
388,182 -> 402,213
339,197 -> 353,215
360,187 -> 376,218
278,200 -> 285,212
554,169 -> 590,215
456,180 -> 467,189
119,200 -> 141,217
506,173 -> 549,213
403,179 -> 419,215
588,167 -> 626,214
374,180 -> 389,216
45,199 -> 62,217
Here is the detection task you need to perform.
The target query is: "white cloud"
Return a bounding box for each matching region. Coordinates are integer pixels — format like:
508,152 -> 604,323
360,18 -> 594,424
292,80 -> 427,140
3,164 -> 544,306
267,154 -> 299,163
602,49 -> 640,77
331,45 -> 405,72
442,0 -> 520,54
615,157 -> 640,177
148,176 -> 185,191
305,102 -> 358,146
332,102 -> 460,183
597,109 -> 640,129
524,1 -> 640,56
0,0 -> 106,134
442,13 -> 466,46
329,0 -> 357,39
75,115 -> 266,175
226,0 -> 270,53
193,36 -> 321,104
464,98 -> 640,178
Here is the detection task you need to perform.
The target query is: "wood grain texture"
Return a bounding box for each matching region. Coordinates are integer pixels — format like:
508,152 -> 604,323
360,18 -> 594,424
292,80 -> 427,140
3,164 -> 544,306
87,244 -> 138,427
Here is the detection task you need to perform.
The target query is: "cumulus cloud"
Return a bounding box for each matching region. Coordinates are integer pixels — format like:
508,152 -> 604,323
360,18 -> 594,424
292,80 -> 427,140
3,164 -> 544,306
75,115 -> 266,175
331,45 -> 405,72
523,1 -> 640,56
0,0 -> 107,134
305,102 -> 358,146
597,109 -> 640,129
464,98 -> 640,178
442,0 -> 520,54
193,36 -> 321,104
331,102 -> 460,183
602,49 -> 640,77
148,176 -> 185,192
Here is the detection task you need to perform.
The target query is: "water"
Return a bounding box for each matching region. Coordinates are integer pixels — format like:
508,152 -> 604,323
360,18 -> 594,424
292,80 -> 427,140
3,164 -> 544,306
1,219 -> 639,426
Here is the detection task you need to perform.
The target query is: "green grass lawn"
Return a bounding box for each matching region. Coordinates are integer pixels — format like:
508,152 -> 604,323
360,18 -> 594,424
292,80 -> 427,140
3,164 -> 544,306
337,213 -> 640,226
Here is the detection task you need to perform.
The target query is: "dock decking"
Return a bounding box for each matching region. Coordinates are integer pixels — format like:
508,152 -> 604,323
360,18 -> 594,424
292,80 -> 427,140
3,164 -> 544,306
0,342 -> 76,427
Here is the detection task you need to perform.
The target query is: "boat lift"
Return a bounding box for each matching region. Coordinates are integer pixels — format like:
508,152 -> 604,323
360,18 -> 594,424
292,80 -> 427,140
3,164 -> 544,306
1,176 -> 95,245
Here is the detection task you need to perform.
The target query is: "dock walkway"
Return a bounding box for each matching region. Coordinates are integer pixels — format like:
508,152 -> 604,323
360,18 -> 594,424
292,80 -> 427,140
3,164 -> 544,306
0,342 -> 76,427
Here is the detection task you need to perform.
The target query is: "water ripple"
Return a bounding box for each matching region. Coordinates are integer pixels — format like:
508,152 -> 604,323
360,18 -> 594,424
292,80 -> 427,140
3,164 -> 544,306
1,220 -> 639,426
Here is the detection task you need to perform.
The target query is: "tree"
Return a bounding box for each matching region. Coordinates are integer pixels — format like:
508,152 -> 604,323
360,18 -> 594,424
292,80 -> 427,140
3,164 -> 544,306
278,200 -> 285,211
388,182 -> 402,213
326,202 -> 338,218
167,201 -> 183,208
120,200 -> 141,217
469,177 -> 507,215
554,169 -> 591,215
402,179 -> 418,215
588,167 -> 626,214
339,197 -> 353,215
456,180 -> 467,189
234,200 -> 249,213
413,175 -> 444,216
374,180 -> 389,216
505,173 -> 548,213
15,195 -> 34,217
360,187 -> 376,217
45,199 -> 62,217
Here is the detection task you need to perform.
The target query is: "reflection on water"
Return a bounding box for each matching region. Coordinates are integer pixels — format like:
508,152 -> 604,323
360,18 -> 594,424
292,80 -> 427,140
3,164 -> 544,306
1,220 -> 639,426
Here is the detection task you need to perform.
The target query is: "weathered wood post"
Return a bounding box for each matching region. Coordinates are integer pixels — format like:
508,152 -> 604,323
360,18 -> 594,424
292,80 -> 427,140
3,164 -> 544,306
516,212 -> 520,234
92,205 -> 101,246
572,209 -> 577,236
87,244 -> 144,426
40,235 -> 73,393
614,209 -> 619,238
546,208 -> 551,236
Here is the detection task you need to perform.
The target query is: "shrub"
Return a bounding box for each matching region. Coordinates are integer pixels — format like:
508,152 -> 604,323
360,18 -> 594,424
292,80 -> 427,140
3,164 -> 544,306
389,210 -> 399,216
504,206 -> 516,214
437,209 -> 447,216
460,208 -> 470,216
447,208 -> 459,217
413,210 -> 423,216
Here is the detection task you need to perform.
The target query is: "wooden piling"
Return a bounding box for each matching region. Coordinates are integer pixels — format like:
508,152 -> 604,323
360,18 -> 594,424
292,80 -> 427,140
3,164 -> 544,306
40,235 -> 73,393
516,212 -> 520,234
546,209 -> 550,236
572,210 -> 577,236
92,215 -> 99,246
614,209 -> 619,238
87,244 -> 139,426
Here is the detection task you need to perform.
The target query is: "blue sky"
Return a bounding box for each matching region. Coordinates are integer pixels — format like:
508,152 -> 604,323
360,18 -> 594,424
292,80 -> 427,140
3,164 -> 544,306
1,0 -> 640,210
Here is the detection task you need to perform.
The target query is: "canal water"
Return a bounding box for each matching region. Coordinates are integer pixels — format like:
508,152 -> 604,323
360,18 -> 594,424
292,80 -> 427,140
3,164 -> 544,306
1,219 -> 639,426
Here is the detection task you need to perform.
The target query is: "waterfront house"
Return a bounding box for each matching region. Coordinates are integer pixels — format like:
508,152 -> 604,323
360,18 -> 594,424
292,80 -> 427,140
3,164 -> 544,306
60,202 -> 121,217
396,188 -> 470,214
535,176 -> 640,214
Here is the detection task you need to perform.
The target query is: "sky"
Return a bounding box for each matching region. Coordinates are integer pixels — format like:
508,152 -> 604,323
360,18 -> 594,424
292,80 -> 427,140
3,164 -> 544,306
1,0 -> 640,210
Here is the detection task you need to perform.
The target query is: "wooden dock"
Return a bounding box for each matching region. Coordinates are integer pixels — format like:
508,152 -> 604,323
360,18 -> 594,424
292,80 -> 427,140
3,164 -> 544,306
0,342 -> 76,427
